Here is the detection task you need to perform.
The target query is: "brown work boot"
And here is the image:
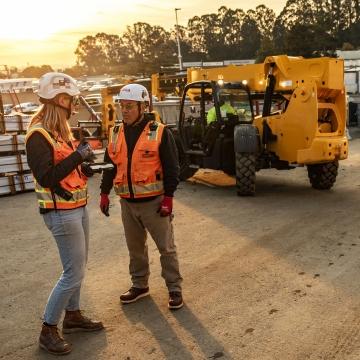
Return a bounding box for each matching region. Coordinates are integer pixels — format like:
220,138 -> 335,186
168,291 -> 183,310
120,287 -> 150,304
39,323 -> 72,355
62,310 -> 104,334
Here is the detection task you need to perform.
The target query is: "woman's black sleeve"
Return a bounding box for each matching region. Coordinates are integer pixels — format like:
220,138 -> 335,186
26,132 -> 83,188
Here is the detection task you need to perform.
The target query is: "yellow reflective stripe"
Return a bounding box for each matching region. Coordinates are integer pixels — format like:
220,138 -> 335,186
114,184 -> 129,196
35,184 -> 88,204
109,125 -> 122,153
38,198 -> 87,209
38,198 -> 88,205
114,181 -> 163,197
133,181 -> 163,195
26,125 -> 59,148
36,192 -> 88,203
147,126 -> 159,141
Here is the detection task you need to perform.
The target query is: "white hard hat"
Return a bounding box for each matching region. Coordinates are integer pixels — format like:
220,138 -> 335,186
118,83 -> 150,102
37,72 -> 80,99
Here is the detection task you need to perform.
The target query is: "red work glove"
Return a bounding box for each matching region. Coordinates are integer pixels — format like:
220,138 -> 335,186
100,193 -> 110,217
158,196 -> 173,217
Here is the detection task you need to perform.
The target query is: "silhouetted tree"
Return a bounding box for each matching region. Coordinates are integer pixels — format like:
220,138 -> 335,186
75,32 -> 126,74
20,65 -> 54,78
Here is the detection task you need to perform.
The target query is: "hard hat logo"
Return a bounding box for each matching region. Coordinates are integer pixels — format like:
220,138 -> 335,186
52,77 -> 71,89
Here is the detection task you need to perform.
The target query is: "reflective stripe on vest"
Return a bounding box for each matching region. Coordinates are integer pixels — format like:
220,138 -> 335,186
108,121 -> 164,198
25,124 -> 88,209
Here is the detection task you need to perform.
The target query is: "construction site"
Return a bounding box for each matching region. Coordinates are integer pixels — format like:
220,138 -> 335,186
1,51 -> 360,360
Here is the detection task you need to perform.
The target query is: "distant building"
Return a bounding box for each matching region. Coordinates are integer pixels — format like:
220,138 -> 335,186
183,59 -> 255,68
337,50 -> 360,95
337,50 -> 360,125
0,78 -> 36,93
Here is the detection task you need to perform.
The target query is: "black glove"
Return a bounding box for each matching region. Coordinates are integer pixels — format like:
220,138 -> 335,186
81,162 -> 94,177
76,142 -> 95,162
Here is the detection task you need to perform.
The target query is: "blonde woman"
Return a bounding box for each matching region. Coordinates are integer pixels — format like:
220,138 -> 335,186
25,73 -> 103,356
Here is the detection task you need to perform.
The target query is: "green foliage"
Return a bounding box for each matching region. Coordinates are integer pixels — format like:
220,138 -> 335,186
75,32 -> 126,75
121,22 -> 177,74
274,0 -> 360,57
18,2 -> 359,76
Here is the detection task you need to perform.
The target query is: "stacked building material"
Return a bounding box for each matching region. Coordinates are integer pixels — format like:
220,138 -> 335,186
0,115 -> 34,195
0,113 -> 32,133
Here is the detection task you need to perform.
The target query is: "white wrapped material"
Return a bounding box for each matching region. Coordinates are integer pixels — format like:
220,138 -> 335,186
0,154 -> 29,173
0,173 -> 34,195
0,113 -> 31,133
0,134 -> 26,152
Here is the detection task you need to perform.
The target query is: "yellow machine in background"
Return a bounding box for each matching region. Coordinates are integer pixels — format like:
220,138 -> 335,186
100,84 -> 123,137
151,73 -> 187,100
173,55 -> 348,195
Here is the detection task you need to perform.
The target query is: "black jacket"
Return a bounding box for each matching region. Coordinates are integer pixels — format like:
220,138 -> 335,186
100,116 -> 179,201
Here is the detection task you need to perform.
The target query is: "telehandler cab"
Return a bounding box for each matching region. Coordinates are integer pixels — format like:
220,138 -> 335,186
170,55 -> 348,196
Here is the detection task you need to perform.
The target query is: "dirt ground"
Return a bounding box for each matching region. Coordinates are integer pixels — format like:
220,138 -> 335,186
1,138 -> 360,360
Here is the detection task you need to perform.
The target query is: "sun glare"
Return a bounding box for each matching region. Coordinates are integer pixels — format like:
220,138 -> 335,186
0,1 -> 99,41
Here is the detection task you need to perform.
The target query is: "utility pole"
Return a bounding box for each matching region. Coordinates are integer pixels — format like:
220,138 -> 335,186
175,8 -> 183,71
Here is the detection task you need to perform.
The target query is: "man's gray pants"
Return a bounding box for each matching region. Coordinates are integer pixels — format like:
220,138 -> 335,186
120,196 -> 183,292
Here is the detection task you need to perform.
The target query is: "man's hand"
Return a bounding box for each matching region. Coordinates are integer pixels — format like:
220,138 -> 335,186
77,142 -> 95,162
158,196 -> 173,217
100,193 -> 110,217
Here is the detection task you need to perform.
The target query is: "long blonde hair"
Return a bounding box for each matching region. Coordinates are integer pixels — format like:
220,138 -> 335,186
28,97 -> 73,142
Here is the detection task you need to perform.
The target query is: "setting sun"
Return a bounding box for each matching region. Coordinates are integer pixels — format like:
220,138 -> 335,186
0,1 -> 99,40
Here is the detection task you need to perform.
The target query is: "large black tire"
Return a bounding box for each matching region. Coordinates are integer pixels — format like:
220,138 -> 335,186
235,153 -> 256,196
172,132 -> 198,181
307,161 -> 338,190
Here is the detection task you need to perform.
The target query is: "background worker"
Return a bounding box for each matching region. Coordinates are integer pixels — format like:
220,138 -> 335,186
206,93 -> 236,124
25,72 -> 104,356
108,103 -> 115,122
99,83 -> 184,310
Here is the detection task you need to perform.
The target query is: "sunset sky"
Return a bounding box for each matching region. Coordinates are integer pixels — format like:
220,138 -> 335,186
0,0 -> 287,69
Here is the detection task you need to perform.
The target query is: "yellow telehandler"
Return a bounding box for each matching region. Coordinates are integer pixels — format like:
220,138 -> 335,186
170,55 -> 348,195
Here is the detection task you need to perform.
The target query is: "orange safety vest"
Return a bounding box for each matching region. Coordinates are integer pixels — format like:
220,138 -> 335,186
25,124 -> 88,210
108,121 -> 165,198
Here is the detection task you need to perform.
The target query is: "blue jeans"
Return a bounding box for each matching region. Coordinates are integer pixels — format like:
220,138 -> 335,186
42,207 -> 89,325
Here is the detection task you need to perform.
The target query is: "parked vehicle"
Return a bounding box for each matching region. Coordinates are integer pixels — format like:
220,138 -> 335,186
3,104 -> 13,115
13,102 -> 40,114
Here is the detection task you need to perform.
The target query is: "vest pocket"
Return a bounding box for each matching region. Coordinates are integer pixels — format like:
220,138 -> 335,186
139,149 -> 157,162
62,170 -> 85,189
134,172 -> 154,184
